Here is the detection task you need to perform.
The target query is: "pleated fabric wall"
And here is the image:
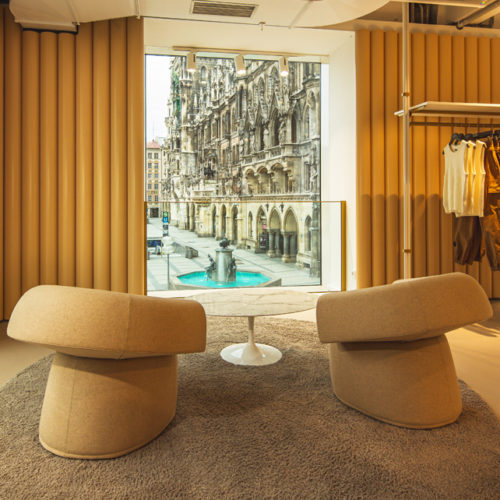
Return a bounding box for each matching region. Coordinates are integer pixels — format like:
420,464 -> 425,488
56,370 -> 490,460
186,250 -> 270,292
356,29 -> 500,297
0,8 -> 145,319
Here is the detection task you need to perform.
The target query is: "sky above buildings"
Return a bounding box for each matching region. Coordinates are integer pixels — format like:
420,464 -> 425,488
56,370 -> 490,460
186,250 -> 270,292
146,55 -> 172,142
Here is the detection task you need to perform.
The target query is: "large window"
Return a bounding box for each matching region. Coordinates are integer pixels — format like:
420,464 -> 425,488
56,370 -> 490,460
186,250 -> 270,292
146,54 -> 325,292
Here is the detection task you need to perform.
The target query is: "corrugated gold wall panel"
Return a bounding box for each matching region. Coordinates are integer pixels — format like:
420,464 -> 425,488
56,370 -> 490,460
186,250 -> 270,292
21,31 -> 40,293
58,33 -> 77,287
75,23 -> 94,289
356,30 -> 500,296
0,9 -> 145,319
40,32 -> 58,286
110,18 -> 128,293
126,17 -> 145,295
93,21 -> 111,291
3,10 -> 22,315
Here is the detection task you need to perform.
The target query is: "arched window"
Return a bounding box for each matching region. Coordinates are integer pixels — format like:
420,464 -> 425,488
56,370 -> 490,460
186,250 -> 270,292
201,66 -> 207,81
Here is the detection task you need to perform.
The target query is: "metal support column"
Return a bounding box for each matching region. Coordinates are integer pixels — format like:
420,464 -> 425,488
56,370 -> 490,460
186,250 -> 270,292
402,3 -> 412,279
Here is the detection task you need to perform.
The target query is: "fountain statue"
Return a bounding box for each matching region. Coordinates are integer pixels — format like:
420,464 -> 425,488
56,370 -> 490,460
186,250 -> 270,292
228,257 -> 237,281
205,255 -> 216,280
205,239 -> 237,283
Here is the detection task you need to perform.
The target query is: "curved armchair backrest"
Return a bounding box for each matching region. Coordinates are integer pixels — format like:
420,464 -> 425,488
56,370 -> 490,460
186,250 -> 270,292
8,285 -> 206,358
317,273 -> 492,343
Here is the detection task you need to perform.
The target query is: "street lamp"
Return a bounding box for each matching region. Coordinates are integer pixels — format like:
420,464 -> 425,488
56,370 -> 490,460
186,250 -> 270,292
162,236 -> 175,290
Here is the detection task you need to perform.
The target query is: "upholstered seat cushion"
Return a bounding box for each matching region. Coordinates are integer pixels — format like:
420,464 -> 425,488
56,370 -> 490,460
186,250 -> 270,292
317,273 -> 492,343
8,285 -> 206,358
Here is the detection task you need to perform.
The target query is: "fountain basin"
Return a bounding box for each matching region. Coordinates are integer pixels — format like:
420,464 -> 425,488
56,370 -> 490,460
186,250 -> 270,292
171,270 -> 281,290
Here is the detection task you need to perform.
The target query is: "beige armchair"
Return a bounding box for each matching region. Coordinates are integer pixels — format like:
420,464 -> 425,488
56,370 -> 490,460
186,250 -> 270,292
316,273 -> 492,429
8,285 -> 206,459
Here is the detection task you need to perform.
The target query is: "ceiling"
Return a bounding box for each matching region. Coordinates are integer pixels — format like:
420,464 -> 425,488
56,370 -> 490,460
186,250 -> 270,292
361,1 -> 500,28
9,0 -> 389,32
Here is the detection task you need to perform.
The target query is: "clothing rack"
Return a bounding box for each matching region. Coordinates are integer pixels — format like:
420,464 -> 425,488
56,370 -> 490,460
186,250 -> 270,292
396,4 -> 500,279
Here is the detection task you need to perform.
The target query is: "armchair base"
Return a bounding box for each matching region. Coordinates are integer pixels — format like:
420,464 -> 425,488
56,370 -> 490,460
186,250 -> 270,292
39,353 -> 178,459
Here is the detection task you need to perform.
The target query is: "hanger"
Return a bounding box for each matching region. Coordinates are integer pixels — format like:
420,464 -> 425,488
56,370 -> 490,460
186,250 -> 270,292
472,130 -> 492,140
448,133 -> 463,147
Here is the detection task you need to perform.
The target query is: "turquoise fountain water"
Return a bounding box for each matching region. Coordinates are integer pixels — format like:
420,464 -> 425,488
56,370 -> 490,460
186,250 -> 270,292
177,270 -> 271,288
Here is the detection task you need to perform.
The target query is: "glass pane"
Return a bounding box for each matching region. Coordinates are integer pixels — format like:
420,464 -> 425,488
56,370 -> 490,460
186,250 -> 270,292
146,54 -> 328,291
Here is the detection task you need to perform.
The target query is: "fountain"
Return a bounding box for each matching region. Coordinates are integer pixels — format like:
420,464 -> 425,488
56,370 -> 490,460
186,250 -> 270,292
206,238 -> 237,283
171,239 -> 281,290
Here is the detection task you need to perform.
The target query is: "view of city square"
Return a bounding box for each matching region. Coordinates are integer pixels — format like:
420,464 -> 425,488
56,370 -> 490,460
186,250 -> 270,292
146,55 -> 322,291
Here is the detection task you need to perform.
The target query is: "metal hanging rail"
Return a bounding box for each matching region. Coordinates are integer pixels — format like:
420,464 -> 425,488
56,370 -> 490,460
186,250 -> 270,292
397,6 -> 500,280
395,101 -> 500,119
411,121 -> 500,127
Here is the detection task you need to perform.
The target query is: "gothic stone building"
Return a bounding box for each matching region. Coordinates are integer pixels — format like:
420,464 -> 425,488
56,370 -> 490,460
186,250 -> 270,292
163,56 -> 321,275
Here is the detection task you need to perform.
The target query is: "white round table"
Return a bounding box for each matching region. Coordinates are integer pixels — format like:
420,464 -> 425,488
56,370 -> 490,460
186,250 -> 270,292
191,289 -> 318,366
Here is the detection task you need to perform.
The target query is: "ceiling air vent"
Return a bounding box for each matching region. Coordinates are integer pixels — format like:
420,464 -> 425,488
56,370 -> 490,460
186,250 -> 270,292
191,1 -> 257,18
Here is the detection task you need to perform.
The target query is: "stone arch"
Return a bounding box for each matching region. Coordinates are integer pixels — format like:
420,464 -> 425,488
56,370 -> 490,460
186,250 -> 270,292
283,208 -> 299,262
269,209 -> 281,230
268,208 -> 283,258
256,206 -> 267,253
284,208 -> 298,232
257,165 -> 271,194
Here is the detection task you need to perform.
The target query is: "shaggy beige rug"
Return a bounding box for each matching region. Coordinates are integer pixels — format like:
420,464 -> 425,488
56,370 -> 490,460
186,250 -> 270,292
0,317 -> 499,499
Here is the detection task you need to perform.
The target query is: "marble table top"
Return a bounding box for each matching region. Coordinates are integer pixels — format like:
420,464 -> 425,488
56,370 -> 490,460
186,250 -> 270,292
190,289 -> 318,318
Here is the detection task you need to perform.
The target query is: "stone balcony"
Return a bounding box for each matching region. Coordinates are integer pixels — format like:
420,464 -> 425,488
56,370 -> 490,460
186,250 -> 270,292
241,144 -> 302,169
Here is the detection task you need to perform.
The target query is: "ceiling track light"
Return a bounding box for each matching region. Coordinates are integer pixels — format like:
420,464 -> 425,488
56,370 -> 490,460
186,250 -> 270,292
279,56 -> 289,77
235,54 -> 247,75
187,52 -> 197,73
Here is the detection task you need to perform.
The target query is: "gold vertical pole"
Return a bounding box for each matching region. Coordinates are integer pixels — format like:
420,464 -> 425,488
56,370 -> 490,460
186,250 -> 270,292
402,3 -> 412,279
